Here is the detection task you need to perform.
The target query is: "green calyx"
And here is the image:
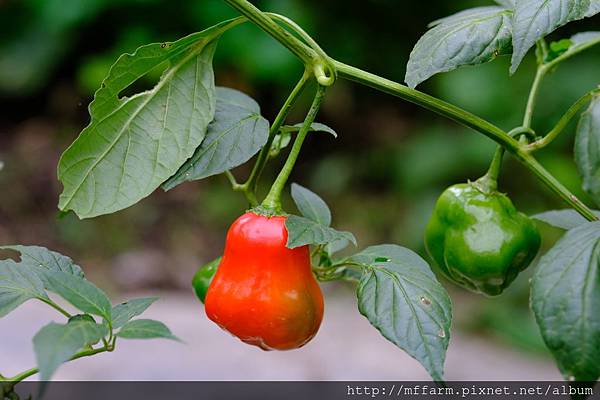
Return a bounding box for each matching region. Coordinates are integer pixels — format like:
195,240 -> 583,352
425,182 -> 541,296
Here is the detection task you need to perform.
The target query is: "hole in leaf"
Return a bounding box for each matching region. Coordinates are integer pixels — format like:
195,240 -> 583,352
420,296 -> 431,306
118,60 -> 169,99
438,329 -> 446,338
0,248 -> 22,262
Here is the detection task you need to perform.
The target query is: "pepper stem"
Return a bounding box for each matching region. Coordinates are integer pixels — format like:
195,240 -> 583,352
261,84 -> 327,213
476,146 -> 504,193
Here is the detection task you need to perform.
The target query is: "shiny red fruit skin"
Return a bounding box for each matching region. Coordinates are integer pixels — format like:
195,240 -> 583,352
204,212 -> 324,351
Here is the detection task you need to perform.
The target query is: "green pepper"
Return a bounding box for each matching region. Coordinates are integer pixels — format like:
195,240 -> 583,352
192,257 -> 221,303
425,182 -> 540,296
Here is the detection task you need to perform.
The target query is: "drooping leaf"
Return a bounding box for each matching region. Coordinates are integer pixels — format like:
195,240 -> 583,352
58,19 -> 242,218
405,6 -> 513,88
111,297 -> 159,329
44,270 -> 112,322
532,209 -> 600,230
562,31 -> 600,59
285,215 -> 357,249
351,245 -> 451,381
510,0 -> 599,73
0,259 -> 48,317
33,320 -> 108,381
1,245 -> 84,278
116,319 -> 179,341
531,222 -> 600,381
575,94 -> 600,206
291,183 -> 332,226
281,122 -> 338,138
162,87 -> 269,190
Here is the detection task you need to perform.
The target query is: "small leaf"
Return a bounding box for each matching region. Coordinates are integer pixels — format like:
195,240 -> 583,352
58,20 -> 241,218
116,319 -> 180,341
111,297 -> 159,329
0,259 -> 48,317
33,320 -> 108,381
162,87 -> 269,190
1,245 -> 84,278
44,270 -> 112,322
531,221 -> 600,381
545,38 -> 574,62
406,6 -> 513,88
575,94 -> 600,206
510,0 -> 599,73
285,215 -> 357,249
291,183 -> 332,226
269,131 -> 292,157
351,245 -> 451,381
532,209 -> 600,230
281,122 -> 337,138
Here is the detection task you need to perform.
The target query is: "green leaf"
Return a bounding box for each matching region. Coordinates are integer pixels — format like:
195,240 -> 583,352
545,38 -> 574,61
116,319 -> 179,341
405,6 -> 513,88
351,245 -> 451,381
510,0 -> 599,73
575,94 -> 600,207
44,270 -> 112,322
1,245 -> 84,278
531,221 -> 600,381
111,297 -> 159,329
285,215 -> 357,249
563,31 -> 600,58
0,259 -> 48,317
33,320 -> 108,381
291,183 -> 332,226
532,209 -> 600,230
281,122 -> 338,138
58,20 -> 240,218
269,131 -> 292,158
162,87 -> 269,190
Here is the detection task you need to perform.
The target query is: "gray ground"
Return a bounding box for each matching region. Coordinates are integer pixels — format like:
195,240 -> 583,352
1,290 -> 560,381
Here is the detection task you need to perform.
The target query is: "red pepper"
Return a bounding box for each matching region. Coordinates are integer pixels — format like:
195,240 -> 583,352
205,212 -> 324,350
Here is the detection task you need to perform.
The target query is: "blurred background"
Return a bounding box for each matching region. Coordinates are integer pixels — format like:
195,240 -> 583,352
1,0 -> 599,380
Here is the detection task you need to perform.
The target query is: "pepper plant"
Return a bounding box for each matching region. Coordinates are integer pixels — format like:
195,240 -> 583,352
1,0 -> 600,389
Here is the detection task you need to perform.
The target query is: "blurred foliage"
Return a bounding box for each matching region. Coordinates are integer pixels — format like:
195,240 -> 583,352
0,0 -> 599,358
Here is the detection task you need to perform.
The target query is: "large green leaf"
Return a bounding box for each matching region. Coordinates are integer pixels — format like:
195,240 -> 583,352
510,0 -> 600,73
58,20 -> 241,218
0,259 -> 48,317
531,222 -> 600,381
116,319 -> 179,341
405,6 -> 513,88
111,297 -> 158,329
162,87 -> 269,190
575,94 -> 600,206
351,245 -> 452,381
291,183 -> 332,226
44,270 -> 112,322
285,215 -> 356,249
33,320 -> 108,381
1,245 -> 84,278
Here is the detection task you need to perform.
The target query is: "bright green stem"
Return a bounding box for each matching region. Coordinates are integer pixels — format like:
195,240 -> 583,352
223,0 -> 317,65
527,90 -> 598,151
523,65 -> 547,129
39,297 -> 72,318
2,347 -> 109,388
244,70 -> 311,195
477,147 -> 505,192
262,85 -> 327,212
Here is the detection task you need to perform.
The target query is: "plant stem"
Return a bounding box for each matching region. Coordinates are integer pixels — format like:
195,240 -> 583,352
38,297 -> 72,318
3,347 -> 109,388
262,85 -> 327,212
527,90 -> 598,151
244,70 -> 311,196
477,147 -> 505,192
523,65 -> 547,129
333,60 -> 522,153
223,0 -> 317,66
